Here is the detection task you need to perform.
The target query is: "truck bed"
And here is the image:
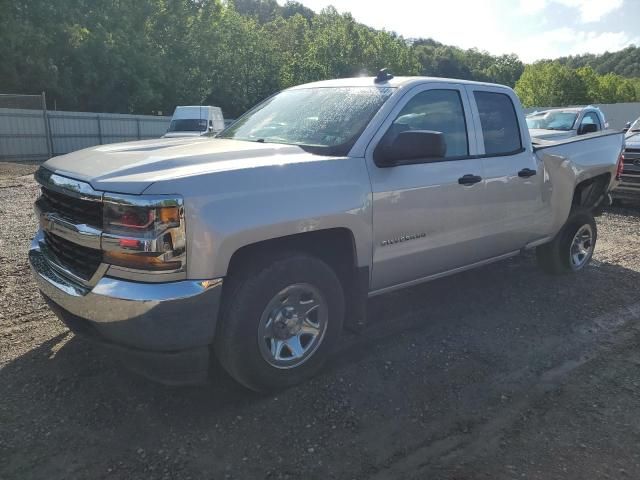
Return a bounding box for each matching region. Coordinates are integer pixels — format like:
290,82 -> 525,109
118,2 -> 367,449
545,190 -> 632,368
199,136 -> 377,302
531,129 -> 624,151
532,129 -> 624,236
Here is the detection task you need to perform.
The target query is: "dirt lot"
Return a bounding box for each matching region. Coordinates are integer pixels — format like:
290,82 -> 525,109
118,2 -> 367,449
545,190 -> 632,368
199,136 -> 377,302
2,161 -> 640,480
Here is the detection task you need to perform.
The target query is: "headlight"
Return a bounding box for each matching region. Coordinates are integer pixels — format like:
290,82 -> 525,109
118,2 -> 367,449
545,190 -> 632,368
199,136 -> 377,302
101,194 -> 186,277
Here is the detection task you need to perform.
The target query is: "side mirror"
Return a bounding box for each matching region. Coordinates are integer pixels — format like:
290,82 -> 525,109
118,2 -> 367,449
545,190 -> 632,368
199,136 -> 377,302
623,122 -> 631,132
375,130 -> 446,166
578,123 -> 598,135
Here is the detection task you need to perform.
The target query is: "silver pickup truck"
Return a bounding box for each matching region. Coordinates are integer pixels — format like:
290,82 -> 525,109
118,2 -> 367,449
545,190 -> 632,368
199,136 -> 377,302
29,72 -> 624,391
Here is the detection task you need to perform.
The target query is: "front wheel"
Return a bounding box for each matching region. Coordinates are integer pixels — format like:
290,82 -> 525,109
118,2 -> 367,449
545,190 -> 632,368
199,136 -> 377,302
214,253 -> 344,392
536,209 -> 597,275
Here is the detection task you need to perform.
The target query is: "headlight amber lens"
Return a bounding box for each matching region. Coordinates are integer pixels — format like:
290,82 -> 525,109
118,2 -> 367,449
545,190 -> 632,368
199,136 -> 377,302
103,251 -> 183,271
158,206 -> 180,225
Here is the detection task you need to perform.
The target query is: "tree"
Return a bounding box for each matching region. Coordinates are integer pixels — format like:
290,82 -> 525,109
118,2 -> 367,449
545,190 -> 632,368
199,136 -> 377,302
485,54 -> 525,87
556,45 -> 640,78
412,43 -> 523,87
576,66 -> 601,103
597,73 -> 637,104
515,62 -> 587,107
0,0 -> 636,116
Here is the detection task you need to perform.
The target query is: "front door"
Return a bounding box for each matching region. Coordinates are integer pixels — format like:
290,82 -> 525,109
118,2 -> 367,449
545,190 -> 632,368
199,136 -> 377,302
366,84 -> 493,292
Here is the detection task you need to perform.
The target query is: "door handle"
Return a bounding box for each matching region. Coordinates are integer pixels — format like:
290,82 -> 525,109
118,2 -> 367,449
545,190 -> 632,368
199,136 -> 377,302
518,168 -> 537,178
458,174 -> 482,185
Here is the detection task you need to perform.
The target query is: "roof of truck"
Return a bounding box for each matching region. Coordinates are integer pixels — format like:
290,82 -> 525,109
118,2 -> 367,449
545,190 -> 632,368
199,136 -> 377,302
288,76 -> 512,90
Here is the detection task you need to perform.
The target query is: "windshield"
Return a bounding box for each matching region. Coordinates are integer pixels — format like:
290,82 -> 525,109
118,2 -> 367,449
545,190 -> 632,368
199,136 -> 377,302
218,87 -> 394,155
168,118 -> 208,132
629,118 -> 640,132
526,111 -> 577,131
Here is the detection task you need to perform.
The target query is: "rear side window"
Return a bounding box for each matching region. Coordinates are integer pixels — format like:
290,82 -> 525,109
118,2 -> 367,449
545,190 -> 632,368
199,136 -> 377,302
474,91 -> 523,156
391,89 -> 469,158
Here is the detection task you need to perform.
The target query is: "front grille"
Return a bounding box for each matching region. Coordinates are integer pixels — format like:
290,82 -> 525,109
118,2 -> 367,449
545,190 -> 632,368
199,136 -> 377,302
620,174 -> 640,185
624,147 -> 640,165
40,187 -> 103,227
622,164 -> 640,174
44,232 -> 102,280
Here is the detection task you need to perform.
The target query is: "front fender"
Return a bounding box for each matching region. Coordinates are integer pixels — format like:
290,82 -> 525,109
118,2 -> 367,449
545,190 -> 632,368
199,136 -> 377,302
145,157 -> 373,279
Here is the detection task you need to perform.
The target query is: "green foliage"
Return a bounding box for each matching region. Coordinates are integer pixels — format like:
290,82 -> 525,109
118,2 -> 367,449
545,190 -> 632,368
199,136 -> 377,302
413,41 -> 524,87
556,46 -> 640,78
515,61 -> 639,107
0,0 -> 419,116
515,62 -> 587,107
596,73 -> 637,104
0,0 -> 637,116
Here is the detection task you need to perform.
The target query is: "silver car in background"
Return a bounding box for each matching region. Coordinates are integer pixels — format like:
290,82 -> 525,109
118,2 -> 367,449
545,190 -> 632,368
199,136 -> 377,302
527,106 -> 608,140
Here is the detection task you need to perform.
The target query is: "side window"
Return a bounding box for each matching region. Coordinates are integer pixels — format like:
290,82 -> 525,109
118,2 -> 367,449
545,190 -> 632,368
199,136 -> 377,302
473,91 -> 523,156
390,89 -> 469,158
581,112 -> 601,129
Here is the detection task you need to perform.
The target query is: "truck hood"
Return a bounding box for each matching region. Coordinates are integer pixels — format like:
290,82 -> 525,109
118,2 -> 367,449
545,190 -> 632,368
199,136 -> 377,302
528,129 -> 575,140
43,137 -> 329,194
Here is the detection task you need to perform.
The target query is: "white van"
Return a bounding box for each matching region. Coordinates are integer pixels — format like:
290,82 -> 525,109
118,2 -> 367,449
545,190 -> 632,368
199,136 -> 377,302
163,106 -> 225,138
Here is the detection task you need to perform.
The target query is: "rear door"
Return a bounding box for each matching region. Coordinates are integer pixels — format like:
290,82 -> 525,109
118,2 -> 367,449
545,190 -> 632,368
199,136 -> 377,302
367,83 -> 494,292
465,86 -> 548,252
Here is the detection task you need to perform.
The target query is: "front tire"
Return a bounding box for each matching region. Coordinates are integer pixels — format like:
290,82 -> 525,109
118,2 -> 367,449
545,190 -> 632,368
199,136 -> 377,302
214,253 -> 344,392
536,209 -> 597,275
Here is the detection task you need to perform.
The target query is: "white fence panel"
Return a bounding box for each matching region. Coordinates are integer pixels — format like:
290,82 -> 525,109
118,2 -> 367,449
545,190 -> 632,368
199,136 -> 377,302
0,107 -> 171,161
0,108 -> 49,160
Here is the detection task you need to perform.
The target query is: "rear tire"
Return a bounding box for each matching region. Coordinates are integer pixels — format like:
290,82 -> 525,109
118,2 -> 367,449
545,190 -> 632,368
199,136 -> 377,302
536,209 -> 597,275
214,253 -> 344,392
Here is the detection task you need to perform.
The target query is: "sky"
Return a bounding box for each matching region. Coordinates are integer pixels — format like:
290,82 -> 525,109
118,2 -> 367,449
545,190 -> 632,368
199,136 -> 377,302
288,0 -> 640,62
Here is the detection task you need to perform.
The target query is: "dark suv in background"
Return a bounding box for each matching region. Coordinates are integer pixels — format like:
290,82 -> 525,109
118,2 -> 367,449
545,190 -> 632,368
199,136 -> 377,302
615,117 -> 640,204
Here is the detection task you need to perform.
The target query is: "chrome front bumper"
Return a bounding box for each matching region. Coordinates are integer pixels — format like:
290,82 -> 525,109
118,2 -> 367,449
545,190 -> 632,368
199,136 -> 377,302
29,231 -> 224,384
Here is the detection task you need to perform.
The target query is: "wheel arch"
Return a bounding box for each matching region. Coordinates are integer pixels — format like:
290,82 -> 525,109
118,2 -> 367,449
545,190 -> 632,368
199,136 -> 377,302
223,228 -> 369,332
572,172 -> 611,210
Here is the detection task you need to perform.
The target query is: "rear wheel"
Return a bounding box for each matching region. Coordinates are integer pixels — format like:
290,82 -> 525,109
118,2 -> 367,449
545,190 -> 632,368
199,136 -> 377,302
214,253 -> 344,392
536,209 -> 597,275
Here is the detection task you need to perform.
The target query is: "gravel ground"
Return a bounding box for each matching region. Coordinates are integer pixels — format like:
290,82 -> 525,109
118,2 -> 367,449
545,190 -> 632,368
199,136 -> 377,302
2,161 -> 640,479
